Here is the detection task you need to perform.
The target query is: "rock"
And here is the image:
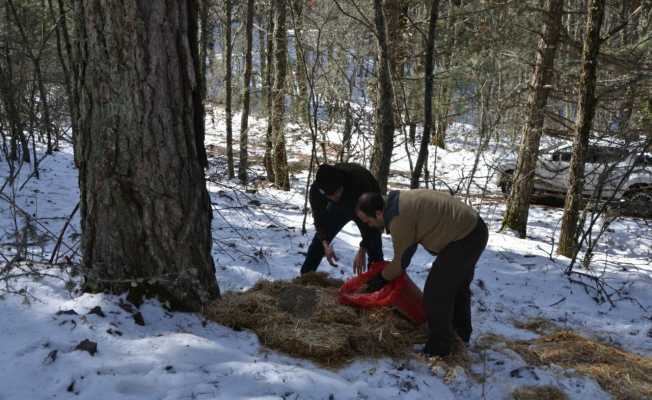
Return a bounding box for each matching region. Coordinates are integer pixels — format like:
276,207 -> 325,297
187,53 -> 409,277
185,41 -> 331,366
43,349 -> 58,365
132,312 -> 145,326
74,339 -> 98,356
87,306 -> 106,318
106,328 -> 122,336
118,301 -> 136,314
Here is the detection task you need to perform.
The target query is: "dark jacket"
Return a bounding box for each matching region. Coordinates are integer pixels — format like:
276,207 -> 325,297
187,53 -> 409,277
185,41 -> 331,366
309,163 -> 380,242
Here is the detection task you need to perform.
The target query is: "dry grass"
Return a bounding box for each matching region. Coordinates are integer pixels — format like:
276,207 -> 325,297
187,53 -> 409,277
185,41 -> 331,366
479,330 -> 652,400
512,385 -> 568,400
513,318 -> 559,335
204,272 -> 427,367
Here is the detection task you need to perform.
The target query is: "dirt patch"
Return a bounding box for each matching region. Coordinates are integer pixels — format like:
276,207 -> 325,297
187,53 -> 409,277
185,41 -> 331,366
511,385 -> 568,400
478,330 -> 652,400
204,272 -> 427,367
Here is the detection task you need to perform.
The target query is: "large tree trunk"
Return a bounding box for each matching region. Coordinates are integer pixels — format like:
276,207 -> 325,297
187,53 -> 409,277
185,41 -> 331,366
558,0 -> 606,258
501,0 -> 564,238
75,0 -> 220,311
239,0 -> 254,183
271,0 -> 290,190
370,0 -> 397,194
411,0 -> 440,189
263,5 -> 275,182
224,0 -> 235,178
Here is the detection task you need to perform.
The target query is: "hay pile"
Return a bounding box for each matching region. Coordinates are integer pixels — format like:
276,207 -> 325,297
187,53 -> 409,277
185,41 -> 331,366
204,272 -> 427,366
481,331 -> 652,400
511,385 -> 568,400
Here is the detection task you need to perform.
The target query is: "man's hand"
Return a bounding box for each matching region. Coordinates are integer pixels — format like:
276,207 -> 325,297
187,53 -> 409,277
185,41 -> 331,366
322,240 -> 338,267
353,247 -> 367,275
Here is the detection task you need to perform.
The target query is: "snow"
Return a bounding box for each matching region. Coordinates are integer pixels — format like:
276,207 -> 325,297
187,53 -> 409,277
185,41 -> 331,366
0,110 -> 650,399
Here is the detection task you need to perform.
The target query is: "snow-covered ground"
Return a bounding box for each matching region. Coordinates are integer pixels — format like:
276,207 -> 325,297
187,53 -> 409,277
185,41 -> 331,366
0,110 -> 650,399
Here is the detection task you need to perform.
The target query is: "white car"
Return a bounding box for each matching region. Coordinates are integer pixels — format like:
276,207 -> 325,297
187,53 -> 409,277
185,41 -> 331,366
496,144 -> 652,216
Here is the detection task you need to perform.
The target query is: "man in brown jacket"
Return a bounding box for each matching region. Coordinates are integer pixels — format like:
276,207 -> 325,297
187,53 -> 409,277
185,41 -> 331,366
356,189 -> 488,357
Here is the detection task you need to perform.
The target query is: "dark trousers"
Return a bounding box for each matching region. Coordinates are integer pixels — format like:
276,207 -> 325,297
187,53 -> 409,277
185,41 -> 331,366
423,217 -> 488,356
301,203 -> 383,274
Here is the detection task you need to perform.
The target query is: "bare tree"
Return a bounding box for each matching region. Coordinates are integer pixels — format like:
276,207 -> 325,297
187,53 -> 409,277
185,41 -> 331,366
558,0 -> 607,257
431,0 -> 459,149
263,3 -> 276,181
224,0 -> 235,178
0,1 -> 29,163
8,0 -> 55,154
75,0 -> 220,310
501,0 -> 564,238
47,0 -> 78,157
411,0 -> 440,188
370,0 -> 397,193
271,0 -> 290,190
238,0 -> 254,184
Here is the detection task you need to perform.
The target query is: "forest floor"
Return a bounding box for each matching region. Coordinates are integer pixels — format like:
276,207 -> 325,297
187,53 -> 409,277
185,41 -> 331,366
0,109 -> 651,399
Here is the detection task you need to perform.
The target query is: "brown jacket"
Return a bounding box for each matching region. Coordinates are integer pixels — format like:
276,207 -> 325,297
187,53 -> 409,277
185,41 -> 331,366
384,190 -> 478,274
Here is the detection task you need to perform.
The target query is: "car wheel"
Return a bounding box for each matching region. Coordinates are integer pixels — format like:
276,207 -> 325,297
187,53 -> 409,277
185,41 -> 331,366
623,188 -> 652,218
499,171 -> 513,196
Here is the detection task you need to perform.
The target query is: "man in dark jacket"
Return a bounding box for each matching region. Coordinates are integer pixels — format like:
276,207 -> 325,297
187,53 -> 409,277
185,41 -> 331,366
301,163 -> 384,275
356,189 -> 488,357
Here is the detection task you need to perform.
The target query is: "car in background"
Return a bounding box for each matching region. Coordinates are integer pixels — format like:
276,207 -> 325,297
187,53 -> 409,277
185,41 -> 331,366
496,144 -> 652,217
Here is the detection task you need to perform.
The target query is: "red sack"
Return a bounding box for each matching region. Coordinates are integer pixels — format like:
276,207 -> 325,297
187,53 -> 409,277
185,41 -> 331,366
338,261 -> 426,325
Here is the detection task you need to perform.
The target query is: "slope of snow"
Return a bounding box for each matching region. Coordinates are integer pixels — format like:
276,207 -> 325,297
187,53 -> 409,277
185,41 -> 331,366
0,111 -> 650,399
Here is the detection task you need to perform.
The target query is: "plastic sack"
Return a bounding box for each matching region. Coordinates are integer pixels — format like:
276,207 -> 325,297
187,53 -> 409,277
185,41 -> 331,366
338,261 -> 426,325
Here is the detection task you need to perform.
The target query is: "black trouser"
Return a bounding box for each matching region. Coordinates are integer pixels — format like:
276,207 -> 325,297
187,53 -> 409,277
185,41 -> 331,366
300,202 -> 383,274
423,217 -> 488,356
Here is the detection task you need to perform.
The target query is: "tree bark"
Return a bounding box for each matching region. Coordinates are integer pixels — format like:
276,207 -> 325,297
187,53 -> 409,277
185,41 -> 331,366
339,105 -> 354,163
501,0 -> 564,237
75,0 -> 220,310
199,0 -> 211,102
383,0 -> 408,131
224,0 -> 235,178
239,0 -> 254,183
432,0 -> 459,149
411,0 -> 440,189
256,10 -> 266,111
558,0 -> 606,258
370,0 -> 397,194
271,0 -> 290,190
263,4 -> 276,182
291,0 -> 310,125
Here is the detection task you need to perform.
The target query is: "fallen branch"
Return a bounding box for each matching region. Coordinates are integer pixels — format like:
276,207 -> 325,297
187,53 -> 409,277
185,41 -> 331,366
49,202 -> 79,264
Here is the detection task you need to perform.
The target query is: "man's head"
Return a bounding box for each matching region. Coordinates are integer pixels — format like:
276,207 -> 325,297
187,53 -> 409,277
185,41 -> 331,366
314,164 -> 345,202
356,192 -> 385,229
